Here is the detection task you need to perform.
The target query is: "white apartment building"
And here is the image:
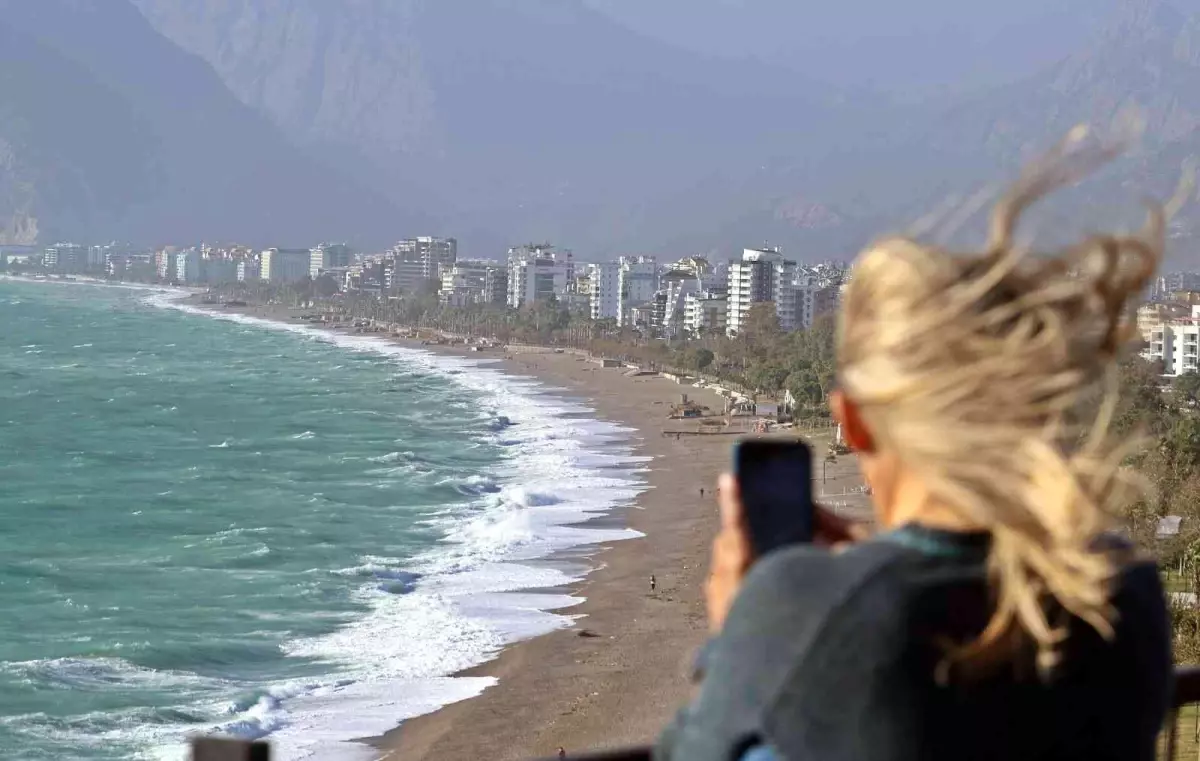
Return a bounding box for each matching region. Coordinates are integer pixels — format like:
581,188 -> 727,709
587,262 -> 621,321
439,260 -> 505,306
1143,304 -> 1200,376
261,248 -> 311,284
726,247 -> 798,335
507,245 -> 572,308
45,243 -> 87,273
684,292 -> 729,336
155,249 -> 177,281
310,243 -> 354,279
657,270 -> 703,336
174,250 -> 203,283
618,256 -> 658,326
790,274 -> 817,330
236,259 -> 260,282
87,245 -> 110,270
387,237 -> 458,293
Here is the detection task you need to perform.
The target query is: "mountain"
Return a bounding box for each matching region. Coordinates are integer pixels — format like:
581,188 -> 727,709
0,0 -> 410,247
123,0 -> 1200,260
130,0 -> 883,257
817,0 -> 1200,252
588,0 -> 1200,259
582,0 -> 1126,100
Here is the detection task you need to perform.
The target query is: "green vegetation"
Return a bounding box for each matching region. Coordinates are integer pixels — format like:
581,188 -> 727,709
1109,360 -> 1200,663
210,284 -> 839,416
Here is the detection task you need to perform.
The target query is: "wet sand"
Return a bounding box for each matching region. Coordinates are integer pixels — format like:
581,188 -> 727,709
187,300 -> 871,760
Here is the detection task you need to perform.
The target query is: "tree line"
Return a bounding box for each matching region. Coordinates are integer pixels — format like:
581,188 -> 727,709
209,284 -> 838,415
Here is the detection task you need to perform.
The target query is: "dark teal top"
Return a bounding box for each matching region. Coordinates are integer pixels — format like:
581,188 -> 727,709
658,525 -> 1170,761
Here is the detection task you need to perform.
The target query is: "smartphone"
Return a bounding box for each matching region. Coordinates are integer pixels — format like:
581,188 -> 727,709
733,439 -> 815,554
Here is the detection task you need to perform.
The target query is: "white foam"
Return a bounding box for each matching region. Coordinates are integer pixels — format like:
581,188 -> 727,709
145,294 -> 650,760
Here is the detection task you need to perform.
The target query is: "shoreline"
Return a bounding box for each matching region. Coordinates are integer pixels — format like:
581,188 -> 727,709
2,280 -> 871,759
177,301 -> 872,760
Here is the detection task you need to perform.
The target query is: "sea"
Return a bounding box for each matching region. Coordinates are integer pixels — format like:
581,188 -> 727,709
0,278 -> 648,760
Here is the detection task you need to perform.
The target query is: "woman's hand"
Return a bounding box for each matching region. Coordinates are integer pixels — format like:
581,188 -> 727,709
705,473 -> 869,634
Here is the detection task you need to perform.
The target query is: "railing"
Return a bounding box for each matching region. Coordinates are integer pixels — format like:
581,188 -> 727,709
189,738 -> 651,760
1163,667 -> 1200,759
189,668 -> 1200,760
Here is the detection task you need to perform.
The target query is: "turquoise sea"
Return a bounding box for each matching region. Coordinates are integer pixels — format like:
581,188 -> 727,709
0,280 -> 645,760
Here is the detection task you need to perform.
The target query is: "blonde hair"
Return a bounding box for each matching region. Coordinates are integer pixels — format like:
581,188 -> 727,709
837,128 -> 1188,676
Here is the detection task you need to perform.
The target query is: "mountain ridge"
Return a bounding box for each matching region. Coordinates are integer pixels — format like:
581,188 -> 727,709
6,0 -> 1200,260
0,0 -> 414,248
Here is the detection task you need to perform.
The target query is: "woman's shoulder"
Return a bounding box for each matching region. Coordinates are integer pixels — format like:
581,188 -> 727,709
722,540 -> 913,649
739,539 -> 914,605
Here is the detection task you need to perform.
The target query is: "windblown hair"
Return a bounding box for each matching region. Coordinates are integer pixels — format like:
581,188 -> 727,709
837,127 -> 1190,677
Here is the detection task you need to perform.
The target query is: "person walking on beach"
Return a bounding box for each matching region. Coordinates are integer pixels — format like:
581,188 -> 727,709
558,747 -> 567,759
649,574 -> 656,593
700,487 -> 706,498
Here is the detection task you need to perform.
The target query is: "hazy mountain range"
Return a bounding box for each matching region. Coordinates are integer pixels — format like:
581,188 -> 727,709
2,0 -> 1199,263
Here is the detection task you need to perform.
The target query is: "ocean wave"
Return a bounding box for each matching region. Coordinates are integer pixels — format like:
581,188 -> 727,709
0,656 -> 224,693
367,450 -> 415,464
146,291 -> 651,760
438,473 -> 501,497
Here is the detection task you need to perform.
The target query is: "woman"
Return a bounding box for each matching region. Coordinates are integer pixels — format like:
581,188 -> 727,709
657,134 -> 1178,761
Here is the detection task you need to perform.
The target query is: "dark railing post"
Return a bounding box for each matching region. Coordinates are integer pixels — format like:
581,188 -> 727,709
191,738 -> 271,761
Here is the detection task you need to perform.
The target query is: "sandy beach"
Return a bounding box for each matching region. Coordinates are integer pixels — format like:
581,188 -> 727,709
190,300 -> 871,760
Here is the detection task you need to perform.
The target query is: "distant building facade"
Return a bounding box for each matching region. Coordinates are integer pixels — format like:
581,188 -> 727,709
439,260 -> 507,306
1142,304 -> 1200,376
310,243 -> 354,280
587,262 -> 621,321
236,258 -> 261,283
155,249 -> 179,282
618,256 -> 658,326
389,237 -> 457,293
727,247 -> 796,335
261,248 -> 311,284
684,291 -> 729,335
45,243 -> 87,273
175,249 -> 203,283
507,245 -> 572,308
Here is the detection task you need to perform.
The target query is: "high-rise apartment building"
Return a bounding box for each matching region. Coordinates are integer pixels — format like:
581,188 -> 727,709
174,249 -> 203,284
1142,304 -> 1200,376
507,245 -> 571,308
155,248 -> 178,282
726,247 -> 801,335
484,266 -> 508,306
439,260 -> 508,306
618,256 -> 658,326
45,243 -> 87,273
587,262 -> 621,321
684,291 -> 729,336
310,243 -> 354,280
236,258 -> 261,282
389,237 -> 457,293
261,248 -> 311,284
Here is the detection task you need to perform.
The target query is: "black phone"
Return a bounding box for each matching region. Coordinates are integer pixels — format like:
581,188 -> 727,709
733,439 -> 815,554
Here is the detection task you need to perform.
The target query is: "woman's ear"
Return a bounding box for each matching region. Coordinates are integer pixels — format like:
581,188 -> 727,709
830,389 -> 875,453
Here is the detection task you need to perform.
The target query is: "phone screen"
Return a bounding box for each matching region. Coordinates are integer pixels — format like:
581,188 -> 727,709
734,439 -> 814,555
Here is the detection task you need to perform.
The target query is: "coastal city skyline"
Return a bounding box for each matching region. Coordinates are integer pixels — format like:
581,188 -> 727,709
0,238 -> 851,339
